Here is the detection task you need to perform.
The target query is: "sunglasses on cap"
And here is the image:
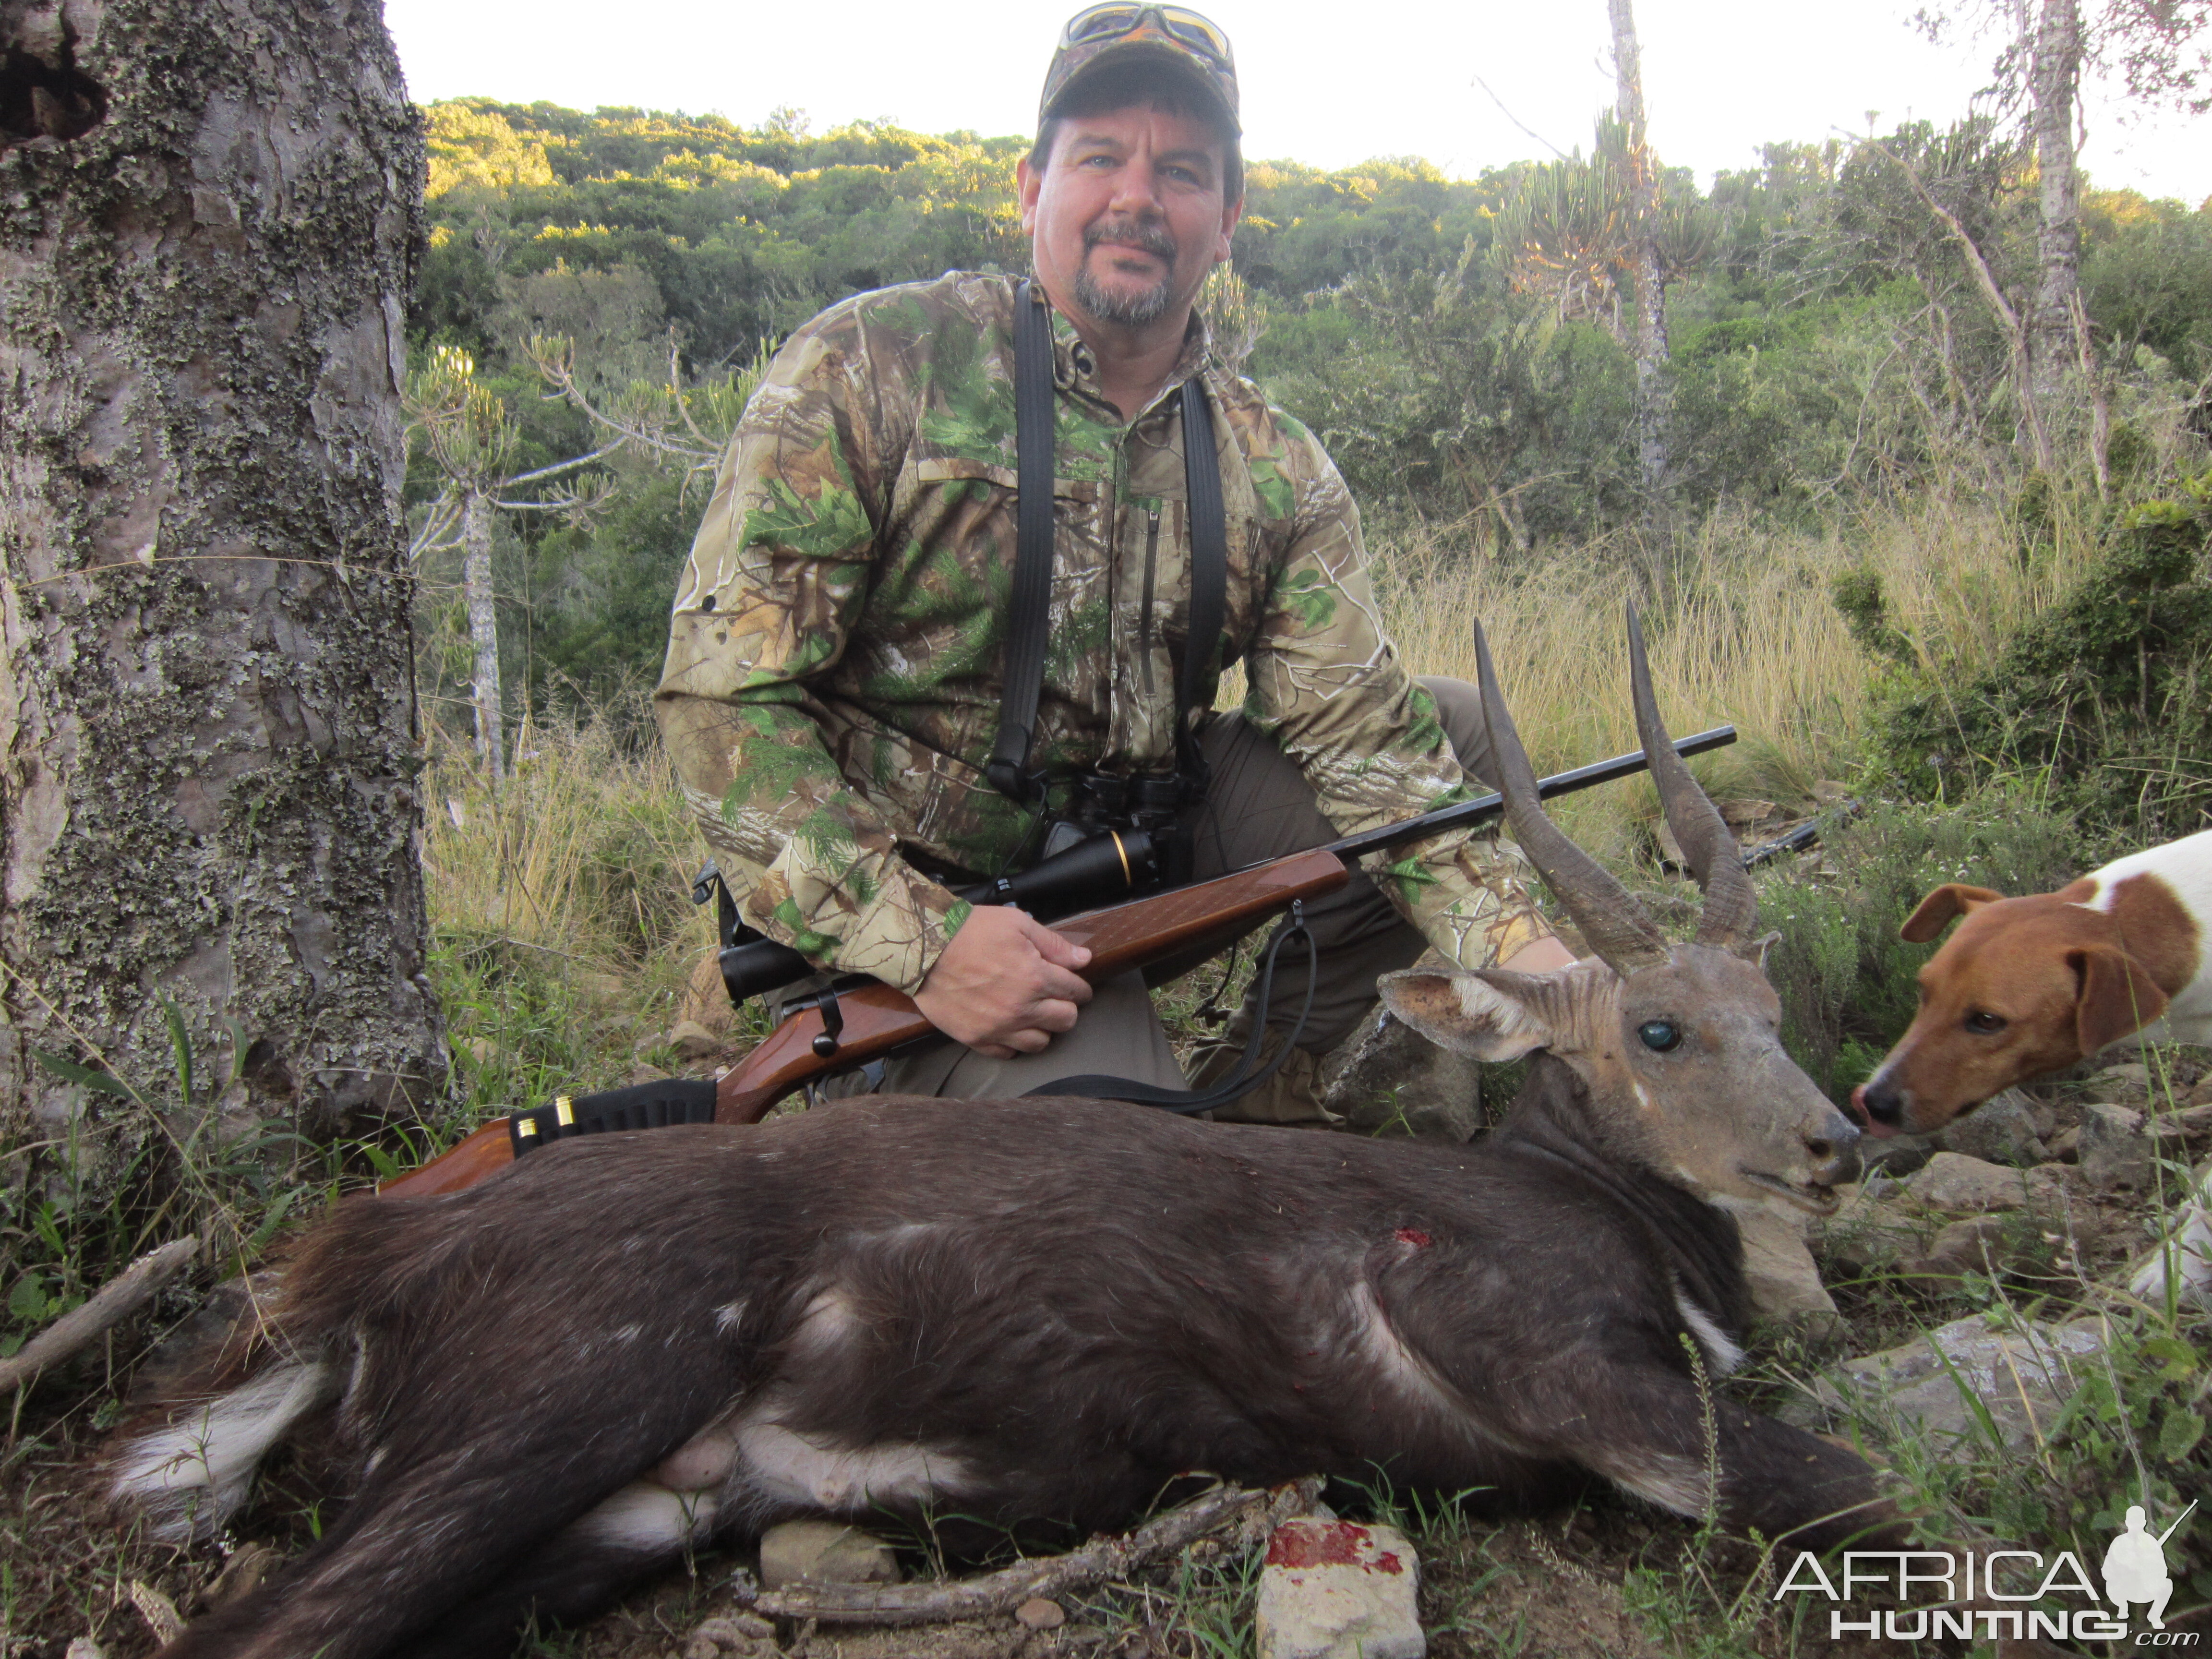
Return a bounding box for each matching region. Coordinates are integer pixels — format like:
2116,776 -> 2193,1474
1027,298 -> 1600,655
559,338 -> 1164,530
1042,4 -> 1240,127
1058,4 -> 1235,71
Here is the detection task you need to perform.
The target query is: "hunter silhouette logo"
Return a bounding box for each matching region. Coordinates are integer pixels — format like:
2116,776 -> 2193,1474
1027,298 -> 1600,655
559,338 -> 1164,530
2106,1501 -> 2195,1631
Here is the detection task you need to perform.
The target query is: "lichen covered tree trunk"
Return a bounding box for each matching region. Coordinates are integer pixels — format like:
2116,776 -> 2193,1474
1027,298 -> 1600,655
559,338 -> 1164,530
0,0 -> 448,1190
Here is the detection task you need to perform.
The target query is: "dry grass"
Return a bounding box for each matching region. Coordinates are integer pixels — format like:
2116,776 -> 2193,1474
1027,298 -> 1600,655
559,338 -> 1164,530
1365,498 -> 2096,864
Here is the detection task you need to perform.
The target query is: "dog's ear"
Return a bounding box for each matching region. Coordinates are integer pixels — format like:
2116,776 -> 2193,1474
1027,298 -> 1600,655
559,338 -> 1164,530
2068,946 -> 2170,1055
1900,884 -> 2006,943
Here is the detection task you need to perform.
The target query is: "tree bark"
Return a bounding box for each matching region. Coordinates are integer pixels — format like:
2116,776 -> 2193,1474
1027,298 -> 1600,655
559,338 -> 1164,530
1608,0 -> 1673,520
459,487 -> 505,783
0,0 -> 448,1181
2028,0 -> 2085,410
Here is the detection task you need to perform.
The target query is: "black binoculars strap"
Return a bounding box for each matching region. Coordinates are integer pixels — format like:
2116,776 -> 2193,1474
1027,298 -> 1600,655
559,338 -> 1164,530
1022,902 -> 1317,1116
986,279 -> 1228,806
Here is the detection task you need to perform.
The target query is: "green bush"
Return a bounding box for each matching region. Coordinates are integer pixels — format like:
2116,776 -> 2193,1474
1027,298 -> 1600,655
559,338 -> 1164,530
1858,466 -> 2212,846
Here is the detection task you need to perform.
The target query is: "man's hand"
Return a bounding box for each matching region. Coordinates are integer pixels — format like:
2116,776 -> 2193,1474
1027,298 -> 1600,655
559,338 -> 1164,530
914,907 -> 1094,1059
1498,933 -> 1577,974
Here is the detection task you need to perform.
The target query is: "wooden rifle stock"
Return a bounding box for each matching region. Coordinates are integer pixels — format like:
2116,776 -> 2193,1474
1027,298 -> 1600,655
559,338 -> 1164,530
376,848 -> 1349,1198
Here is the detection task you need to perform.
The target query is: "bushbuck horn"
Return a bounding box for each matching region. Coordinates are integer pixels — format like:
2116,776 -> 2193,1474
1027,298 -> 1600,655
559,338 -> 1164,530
1624,602 -> 1758,949
1471,617 -> 1668,972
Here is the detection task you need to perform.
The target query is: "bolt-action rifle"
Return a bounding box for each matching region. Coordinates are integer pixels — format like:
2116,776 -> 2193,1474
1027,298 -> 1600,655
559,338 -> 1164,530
378,725 -> 1735,1199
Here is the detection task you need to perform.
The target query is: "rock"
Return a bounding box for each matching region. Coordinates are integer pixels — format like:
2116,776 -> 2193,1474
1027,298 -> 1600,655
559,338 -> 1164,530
2046,1125 -> 2080,1160
2152,1102 -> 2212,1147
1899,1215 -> 2010,1282
1737,1203 -> 1839,1336
1902,1152 -> 2030,1213
757,1520 -> 900,1591
1816,1189 -> 1927,1276
65,1642 -> 105,1659
1934,1090 -> 2047,1166
683,1613 -> 777,1659
667,1020 -> 721,1063
465,1035 -> 494,1064
2088,1061 -> 2152,1103
2024,1162 -> 2079,1208
2078,1103 -> 2152,1190
2187,1076 -> 2212,1108
676,953 -> 737,1034
1812,780 -> 1853,807
629,1062 -> 673,1086
1859,1130 -> 1936,1178
1256,1520 -> 1423,1659
1788,1314 -> 2107,1450
1016,1597 -> 1066,1630
1320,976 -> 1482,1141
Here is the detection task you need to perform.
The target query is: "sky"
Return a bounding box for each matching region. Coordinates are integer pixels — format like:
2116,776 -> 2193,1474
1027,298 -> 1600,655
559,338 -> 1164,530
385,0 -> 2209,204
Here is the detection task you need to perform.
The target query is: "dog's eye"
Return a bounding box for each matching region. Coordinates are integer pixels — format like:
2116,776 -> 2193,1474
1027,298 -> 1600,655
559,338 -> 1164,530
1637,1020 -> 1683,1053
1964,1010 -> 2008,1035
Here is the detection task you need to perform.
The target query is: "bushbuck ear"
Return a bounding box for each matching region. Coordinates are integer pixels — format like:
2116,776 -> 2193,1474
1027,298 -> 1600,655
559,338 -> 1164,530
1378,969 -> 1553,1062
1899,884 -> 2005,943
1735,929 -> 1782,971
2068,946 -> 2169,1055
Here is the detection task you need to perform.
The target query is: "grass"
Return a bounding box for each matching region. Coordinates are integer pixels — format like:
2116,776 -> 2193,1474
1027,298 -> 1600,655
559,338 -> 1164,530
1365,497 -> 2102,868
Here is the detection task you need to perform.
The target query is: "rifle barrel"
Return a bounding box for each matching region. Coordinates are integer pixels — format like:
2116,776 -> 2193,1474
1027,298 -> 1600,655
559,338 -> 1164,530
1311,725 -> 1737,867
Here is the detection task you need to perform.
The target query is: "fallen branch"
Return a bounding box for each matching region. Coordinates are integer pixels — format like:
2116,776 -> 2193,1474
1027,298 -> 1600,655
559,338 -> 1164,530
738,1476 -> 1323,1627
0,1237 -> 198,1394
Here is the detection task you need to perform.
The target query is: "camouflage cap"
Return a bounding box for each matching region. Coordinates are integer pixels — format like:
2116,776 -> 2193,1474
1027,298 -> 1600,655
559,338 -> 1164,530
1040,5 -> 1240,132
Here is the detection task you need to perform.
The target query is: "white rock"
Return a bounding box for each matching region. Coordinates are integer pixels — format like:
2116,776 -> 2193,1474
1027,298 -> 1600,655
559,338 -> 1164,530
1255,1519 -> 1423,1659
2078,1103 -> 2152,1190
1736,1202 -> 1839,1334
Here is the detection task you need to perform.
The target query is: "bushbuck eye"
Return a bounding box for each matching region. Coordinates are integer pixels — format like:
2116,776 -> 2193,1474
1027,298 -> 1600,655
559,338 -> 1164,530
1965,1010 -> 2008,1034
1637,1020 -> 1682,1052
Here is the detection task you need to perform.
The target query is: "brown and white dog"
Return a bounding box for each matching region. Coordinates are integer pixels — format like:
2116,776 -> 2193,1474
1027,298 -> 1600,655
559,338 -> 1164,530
1852,828 -> 2212,1139
1854,828 -> 2212,1309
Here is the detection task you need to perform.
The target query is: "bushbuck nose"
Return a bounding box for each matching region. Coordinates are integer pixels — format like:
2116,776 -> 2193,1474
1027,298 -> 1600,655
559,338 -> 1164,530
1804,1113 -> 1863,1188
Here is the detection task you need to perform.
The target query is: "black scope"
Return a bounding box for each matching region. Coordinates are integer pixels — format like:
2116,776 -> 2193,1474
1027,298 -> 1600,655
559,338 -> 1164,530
712,828 -> 1162,1004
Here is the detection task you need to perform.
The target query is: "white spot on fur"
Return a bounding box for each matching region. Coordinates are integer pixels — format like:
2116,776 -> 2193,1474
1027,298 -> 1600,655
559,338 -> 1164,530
1671,1279 -> 1744,1375
110,1361 -> 339,1543
715,1298 -> 747,1334
1344,1282 -> 1538,1456
731,1416 -> 973,1513
792,1287 -> 860,1355
1633,1082 -> 1655,1113
575,1480 -> 719,1552
1598,1447 -> 1714,1518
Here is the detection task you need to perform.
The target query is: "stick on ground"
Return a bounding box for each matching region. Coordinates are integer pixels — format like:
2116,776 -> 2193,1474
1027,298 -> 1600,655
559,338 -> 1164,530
738,1477 -> 1324,1627
0,1237 -> 198,1394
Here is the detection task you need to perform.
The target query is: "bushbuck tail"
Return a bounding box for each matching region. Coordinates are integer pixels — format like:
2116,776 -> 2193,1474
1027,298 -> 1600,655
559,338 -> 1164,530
107,608 -> 1890,1659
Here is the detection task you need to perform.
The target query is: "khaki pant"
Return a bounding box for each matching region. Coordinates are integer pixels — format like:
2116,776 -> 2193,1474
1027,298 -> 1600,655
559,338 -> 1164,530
878,676 -> 1499,1109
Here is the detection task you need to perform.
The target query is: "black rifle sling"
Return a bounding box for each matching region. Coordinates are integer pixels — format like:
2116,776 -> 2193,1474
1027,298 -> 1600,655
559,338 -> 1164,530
1176,373 -> 1226,792
985,280 -> 1060,804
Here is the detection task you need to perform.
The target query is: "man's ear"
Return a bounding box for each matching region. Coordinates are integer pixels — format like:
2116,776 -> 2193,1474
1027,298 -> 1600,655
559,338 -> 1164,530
1378,968 -> 1554,1062
1215,191 -> 1244,260
2068,946 -> 2169,1055
1016,155 -> 1042,233
1900,884 -> 2005,944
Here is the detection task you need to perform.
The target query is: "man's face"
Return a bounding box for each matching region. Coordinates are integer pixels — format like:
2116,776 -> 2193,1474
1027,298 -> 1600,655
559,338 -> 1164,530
1018,102 -> 1240,337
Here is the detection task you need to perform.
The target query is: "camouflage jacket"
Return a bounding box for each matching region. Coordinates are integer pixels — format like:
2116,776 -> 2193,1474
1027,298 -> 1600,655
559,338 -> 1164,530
655,271 -> 1542,994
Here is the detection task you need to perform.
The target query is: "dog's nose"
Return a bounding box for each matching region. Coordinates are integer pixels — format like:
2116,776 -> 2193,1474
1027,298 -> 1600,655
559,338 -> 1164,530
1851,1082 -> 1904,1138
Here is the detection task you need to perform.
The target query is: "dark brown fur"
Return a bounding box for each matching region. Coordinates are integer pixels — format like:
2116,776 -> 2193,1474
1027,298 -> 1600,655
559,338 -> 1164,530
123,1082 -> 1893,1659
